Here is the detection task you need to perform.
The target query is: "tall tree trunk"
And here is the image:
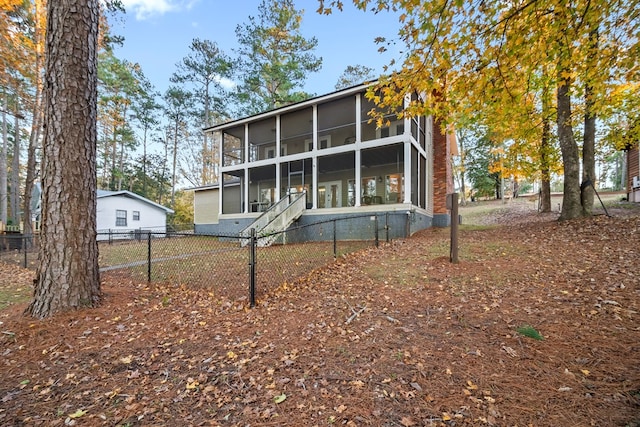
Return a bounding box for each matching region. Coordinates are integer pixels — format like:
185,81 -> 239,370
10,101 -> 20,225
27,0 -> 101,319
539,82 -> 552,213
142,125 -> 148,197
109,123 -> 117,190
581,26 -> 598,216
158,129 -> 169,205
457,132 -> 467,206
23,0 -> 45,239
171,121 -> 178,208
556,68 -> 583,221
1,95 -> 8,226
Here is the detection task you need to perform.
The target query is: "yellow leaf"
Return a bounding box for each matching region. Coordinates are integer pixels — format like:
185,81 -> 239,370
442,412 -> 452,421
274,393 -> 287,404
68,409 -> 87,418
119,355 -> 133,364
581,369 -> 590,376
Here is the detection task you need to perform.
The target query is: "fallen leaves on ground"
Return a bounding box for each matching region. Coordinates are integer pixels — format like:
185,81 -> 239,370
0,201 -> 639,426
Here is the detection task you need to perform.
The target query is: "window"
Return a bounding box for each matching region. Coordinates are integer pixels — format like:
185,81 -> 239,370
116,210 -> 127,226
306,135 -> 332,151
133,211 -> 140,221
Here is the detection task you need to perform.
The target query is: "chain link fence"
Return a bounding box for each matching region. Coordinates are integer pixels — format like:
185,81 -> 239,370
0,212 -> 412,303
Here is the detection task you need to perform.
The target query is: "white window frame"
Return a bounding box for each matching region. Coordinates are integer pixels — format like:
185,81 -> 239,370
116,209 -> 127,227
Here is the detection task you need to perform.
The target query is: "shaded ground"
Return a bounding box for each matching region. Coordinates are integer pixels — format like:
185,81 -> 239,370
1,197 -> 639,426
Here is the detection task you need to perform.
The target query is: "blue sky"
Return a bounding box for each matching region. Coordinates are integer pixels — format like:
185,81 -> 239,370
113,0 -> 403,97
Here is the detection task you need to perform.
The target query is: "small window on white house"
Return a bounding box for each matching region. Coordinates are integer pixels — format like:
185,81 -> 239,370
133,211 -> 140,221
116,210 -> 127,226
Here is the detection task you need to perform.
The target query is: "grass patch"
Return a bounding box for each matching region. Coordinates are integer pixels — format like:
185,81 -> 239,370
0,286 -> 31,310
517,325 -> 544,340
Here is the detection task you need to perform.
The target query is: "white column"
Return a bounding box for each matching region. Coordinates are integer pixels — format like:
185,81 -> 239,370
243,125 -> 249,213
404,142 -> 411,204
355,149 -> 361,207
218,131 -> 223,215
312,106 -> 318,209
275,115 -> 281,198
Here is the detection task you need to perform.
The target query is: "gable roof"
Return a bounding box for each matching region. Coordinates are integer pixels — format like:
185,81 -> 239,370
97,190 -> 174,214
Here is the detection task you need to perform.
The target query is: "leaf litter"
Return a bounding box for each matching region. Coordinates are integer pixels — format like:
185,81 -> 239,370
0,200 -> 639,426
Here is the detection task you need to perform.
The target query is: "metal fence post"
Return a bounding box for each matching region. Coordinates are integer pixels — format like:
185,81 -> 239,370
147,231 -> 152,282
249,228 -> 256,308
374,215 -> 379,248
333,219 -> 337,258
406,212 -> 411,238
385,212 -> 390,243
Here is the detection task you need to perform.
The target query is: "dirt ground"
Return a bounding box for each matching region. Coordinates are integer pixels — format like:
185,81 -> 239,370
1,197 -> 639,426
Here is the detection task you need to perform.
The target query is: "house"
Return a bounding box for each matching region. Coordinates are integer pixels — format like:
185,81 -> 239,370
626,145 -> 640,202
30,185 -> 174,238
96,190 -> 174,236
192,81 -> 454,239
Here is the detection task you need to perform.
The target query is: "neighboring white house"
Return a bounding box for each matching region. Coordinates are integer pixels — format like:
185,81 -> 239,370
96,190 -> 174,235
31,185 -> 174,238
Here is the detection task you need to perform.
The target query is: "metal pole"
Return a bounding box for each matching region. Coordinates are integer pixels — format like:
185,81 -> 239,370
147,231 -> 152,282
450,193 -> 459,264
249,228 -> 256,308
385,212 -> 389,243
333,219 -> 337,258
374,215 -> 379,248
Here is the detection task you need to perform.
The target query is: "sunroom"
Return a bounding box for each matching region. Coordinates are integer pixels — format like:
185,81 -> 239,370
201,82 -> 449,237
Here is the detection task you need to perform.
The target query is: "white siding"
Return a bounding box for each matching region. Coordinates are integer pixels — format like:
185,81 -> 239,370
97,195 -> 168,232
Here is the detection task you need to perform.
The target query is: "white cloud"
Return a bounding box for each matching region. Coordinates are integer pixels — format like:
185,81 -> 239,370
121,0 -> 198,20
214,75 -> 236,91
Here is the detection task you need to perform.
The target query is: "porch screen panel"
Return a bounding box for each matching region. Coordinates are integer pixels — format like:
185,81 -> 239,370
317,152 -> 355,208
249,165 -> 276,212
222,125 -> 244,166
419,116 -> 427,150
411,147 -> 419,206
280,107 -> 312,156
222,172 -> 243,214
361,91 -> 401,142
317,96 -> 356,149
420,155 -> 427,209
248,118 -> 276,161
361,144 -> 404,205
280,159 -> 312,206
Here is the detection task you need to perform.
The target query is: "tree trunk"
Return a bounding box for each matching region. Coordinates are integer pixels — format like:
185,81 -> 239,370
10,102 -> 20,224
142,125 -> 148,197
1,95 -> 8,226
581,26 -> 598,216
27,0 -> 101,319
23,0 -> 45,239
539,80 -> 552,212
171,121 -> 178,208
457,132 -> 467,206
556,69 -> 583,221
